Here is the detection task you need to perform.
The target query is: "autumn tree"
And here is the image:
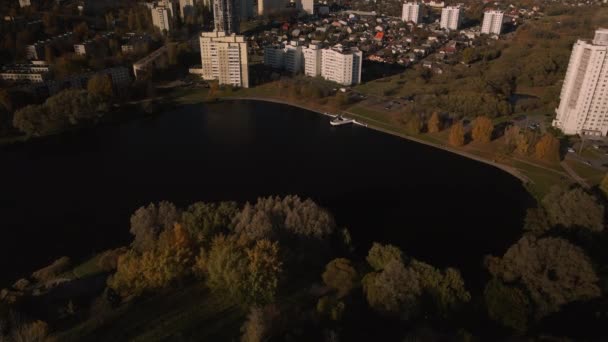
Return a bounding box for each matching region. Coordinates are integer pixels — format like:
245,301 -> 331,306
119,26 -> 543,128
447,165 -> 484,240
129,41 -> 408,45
471,116 -> 494,143
366,243 -> 403,271
109,224 -> 194,297
600,173 -> 608,198
485,236 -> 601,319
503,125 -> 520,151
322,258 -> 358,298
514,130 -> 531,155
405,115 -> 422,135
534,133 -> 560,162
240,305 -> 280,342
87,74 -> 114,98
448,120 -> 465,147
427,112 -> 442,133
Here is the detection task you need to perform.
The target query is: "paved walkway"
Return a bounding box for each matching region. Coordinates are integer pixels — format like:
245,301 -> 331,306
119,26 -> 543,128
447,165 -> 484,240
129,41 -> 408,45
560,161 -> 590,188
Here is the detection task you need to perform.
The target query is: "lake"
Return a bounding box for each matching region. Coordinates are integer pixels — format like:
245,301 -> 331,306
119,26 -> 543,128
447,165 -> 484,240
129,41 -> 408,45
0,100 -> 533,286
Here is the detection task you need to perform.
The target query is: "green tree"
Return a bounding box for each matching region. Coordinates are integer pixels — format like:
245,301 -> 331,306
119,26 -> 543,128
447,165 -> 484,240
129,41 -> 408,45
130,201 -> 180,253
409,260 -> 470,316
366,242 -> 403,271
245,240 -> 282,305
363,259 -> 421,318
485,236 -> 601,319
13,105 -> 43,136
484,278 -> 531,334
427,112 -> 442,133
541,186 -> 604,232
448,120 -> 465,147
461,48 -> 478,64
181,201 -> 239,245
322,258 -> 358,298
87,74 -> 114,98
205,235 -> 248,298
471,116 -> 494,143
233,195 -> 335,242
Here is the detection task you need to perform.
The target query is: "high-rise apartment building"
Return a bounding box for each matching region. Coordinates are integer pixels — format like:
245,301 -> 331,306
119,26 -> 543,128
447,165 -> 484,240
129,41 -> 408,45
440,6 -> 462,30
239,0 -> 254,20
481,10 -> 504,35
151,6 -> 172,33
258,0 -> 286,16
402,2 -> 422,24
320,45 -> 362,86
303,44 -> 321,77
263,42 -> 303,74
214,0 -> 239,35
296,0 -> 313,15
553,29 -> 608,136
179,0 -> 196,19
199,31 -> 249,88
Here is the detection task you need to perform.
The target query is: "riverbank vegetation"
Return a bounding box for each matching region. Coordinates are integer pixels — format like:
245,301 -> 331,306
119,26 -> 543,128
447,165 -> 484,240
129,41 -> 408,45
1,189 -> 607,341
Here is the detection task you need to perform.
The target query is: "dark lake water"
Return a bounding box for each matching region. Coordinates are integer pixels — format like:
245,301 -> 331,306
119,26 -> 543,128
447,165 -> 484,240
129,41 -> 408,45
0,100 -> 533,286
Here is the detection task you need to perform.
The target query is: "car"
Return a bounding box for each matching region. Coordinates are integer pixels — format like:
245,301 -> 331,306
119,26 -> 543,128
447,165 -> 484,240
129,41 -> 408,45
567,147 -> 576,153
584,161 -> 592,166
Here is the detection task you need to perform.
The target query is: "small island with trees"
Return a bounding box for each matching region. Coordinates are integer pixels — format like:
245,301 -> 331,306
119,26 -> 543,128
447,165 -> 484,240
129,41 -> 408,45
1,188 -> 607,341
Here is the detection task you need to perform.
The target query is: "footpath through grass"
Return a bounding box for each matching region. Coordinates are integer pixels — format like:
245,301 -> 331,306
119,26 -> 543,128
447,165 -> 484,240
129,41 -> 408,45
56,284 -> 244,342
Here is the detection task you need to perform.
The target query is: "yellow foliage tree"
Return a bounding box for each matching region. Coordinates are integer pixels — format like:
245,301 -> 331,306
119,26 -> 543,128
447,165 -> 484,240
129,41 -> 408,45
109,224 -> 195,297
87,74 -> 113,98
534,133 -> 560,162
448,120 -> 465,147
471,116 -> 494,143
515,132 -> 530,155
427,112 -> 442,133
600,174 -> 608,198
246,239 -> 282,305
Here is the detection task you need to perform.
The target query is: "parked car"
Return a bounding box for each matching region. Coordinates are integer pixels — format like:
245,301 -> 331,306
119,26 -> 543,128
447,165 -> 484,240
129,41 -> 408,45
567,147 -> 576,153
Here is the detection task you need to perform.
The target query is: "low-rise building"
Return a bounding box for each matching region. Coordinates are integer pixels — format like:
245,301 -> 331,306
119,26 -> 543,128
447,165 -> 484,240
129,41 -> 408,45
0,61 -> 50,83
25,33 -> 73,60
133,45 -> 169,79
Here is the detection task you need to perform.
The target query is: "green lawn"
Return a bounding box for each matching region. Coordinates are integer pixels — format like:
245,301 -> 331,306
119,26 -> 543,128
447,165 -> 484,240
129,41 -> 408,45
55,285 -> 244,342
566,159 -> 605,186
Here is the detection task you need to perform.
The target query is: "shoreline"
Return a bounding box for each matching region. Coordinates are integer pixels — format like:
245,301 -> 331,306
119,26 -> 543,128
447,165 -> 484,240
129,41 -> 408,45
220,96 -> 531,184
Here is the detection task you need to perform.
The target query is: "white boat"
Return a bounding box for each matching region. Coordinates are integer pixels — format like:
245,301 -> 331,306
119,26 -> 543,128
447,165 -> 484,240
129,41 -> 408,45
330,115 -> 354,126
